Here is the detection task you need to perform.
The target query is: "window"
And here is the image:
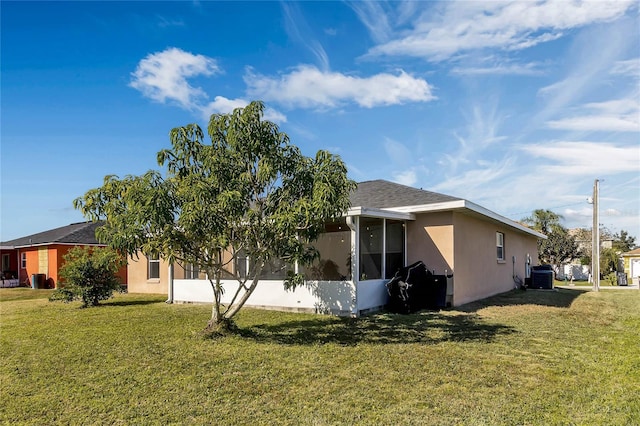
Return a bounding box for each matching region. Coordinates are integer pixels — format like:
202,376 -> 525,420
184,263 -> 199,280
21,252 -> 26,269
302,218 -> 351,281
358,218 -> 407,281
258,258 -> 289,280
359,217 -> 383,280
147,255 -> 160,280
496,232 -> 505,261
2,254 -> 10,272
385,220 -> 405,279
235,249 -> 248,279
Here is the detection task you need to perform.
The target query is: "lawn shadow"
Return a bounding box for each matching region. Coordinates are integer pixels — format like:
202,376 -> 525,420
101,299 -> 164,307
239,309 -> 515,346
238,289 -> 586,346
457,288 -> 586,313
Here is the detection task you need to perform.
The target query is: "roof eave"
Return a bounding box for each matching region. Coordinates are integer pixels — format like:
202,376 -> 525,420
346,207 -> 415,221
382,200 -> 545,239
11,242 -> 107,249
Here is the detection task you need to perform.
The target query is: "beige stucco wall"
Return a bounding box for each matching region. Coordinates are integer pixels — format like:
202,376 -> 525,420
406,211 -> 454,274
452,212 -> 539,306
127,250 -> 234,294
127,254 -> 171,294
406,211 -> 539,307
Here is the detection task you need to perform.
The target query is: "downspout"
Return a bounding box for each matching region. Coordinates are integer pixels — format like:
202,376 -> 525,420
166,262 -> 174,304
346,215 -> 358,316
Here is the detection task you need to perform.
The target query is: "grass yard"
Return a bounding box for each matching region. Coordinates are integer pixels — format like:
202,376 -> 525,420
1,287 -> 639,425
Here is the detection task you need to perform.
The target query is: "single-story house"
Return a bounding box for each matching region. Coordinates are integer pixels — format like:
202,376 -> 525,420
127,180 -> 545,315
0,221 -> 127,288
621,248 -> 640,286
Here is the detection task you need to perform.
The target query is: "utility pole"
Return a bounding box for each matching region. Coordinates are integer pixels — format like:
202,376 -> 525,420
592,179 -> 600,292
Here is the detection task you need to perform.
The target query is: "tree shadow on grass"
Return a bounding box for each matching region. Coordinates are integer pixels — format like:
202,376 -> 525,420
101,299 -> 164,307
238,310 -> 515,346
237,289 -> 585,346
457,288 -> 586,312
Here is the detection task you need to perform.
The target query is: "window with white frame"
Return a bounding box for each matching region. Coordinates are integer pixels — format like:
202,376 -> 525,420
302,219 -> 351,281
21,252 -> 27,269
496,232 -> 505,261
147,254 -> 160,280
184,263 -> 199,280
359,217 -> 384,280
359,217 -> 406,281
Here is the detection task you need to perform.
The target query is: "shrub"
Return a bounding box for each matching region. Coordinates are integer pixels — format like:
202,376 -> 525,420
49,246 -> 125,307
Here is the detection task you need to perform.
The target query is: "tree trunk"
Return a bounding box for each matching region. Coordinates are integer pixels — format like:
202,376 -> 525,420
203,276 -> 230,336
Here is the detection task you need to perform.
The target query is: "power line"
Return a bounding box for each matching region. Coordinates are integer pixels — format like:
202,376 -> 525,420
504,201 -> 587,220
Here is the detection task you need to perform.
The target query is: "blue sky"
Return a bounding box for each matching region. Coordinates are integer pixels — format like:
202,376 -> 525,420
2,1 -> 639,242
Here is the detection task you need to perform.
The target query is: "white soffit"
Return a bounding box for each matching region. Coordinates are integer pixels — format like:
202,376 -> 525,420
346,207 -> 415,221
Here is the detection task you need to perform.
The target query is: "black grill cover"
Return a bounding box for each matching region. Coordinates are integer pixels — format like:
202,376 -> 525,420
385,261 -> 447,313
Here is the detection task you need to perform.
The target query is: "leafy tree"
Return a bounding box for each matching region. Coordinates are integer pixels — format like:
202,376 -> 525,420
522,209 -> 580,267
538,227 -> 580,266
522,209 -> 563,234
612,230 -> 637,253
74,101 -> 355,335
600,247 -> 620,275
49,246 -> 125,307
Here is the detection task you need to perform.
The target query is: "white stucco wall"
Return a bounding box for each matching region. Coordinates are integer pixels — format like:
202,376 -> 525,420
173,279 -> 357,316
356,279 -> 388,313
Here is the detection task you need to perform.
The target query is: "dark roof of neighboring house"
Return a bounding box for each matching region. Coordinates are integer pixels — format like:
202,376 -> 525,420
351,180 -> 460,209
1,221 -> 105,248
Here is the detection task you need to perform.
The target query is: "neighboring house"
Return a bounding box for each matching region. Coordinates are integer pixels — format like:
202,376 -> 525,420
622,248 -> 640,286
127,180 -> 545,315
0,221 -> 127,288
1,244 -> 21,287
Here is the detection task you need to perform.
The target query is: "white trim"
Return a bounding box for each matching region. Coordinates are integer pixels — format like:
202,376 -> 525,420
380,200 -> 546,239
346,207 -> 414,221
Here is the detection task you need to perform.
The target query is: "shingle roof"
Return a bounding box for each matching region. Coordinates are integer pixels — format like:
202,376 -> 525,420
622,247 -> 640,256
350,180 -> 460,209
1,221 -> 105,248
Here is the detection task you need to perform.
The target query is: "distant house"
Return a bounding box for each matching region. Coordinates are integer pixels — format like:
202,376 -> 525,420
622,248 -> 640,286
0,222 -> 127,289
127,180 -> 545,315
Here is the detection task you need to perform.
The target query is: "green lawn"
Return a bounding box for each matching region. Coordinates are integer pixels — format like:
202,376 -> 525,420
1,287 -> 639,425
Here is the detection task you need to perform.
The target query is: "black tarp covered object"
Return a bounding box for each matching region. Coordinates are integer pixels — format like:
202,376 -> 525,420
385,261 -> 447,313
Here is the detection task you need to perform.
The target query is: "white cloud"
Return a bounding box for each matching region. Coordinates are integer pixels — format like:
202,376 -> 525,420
244,65 -> 435,109
439,102 -> 507,172
348,1 -> 393,44
282,2 -> 330,71
200,96 -> 287,124
392,169 -> 418,187
131,48 -> 287,124
130,47 -> 220,109
547,116 -> 639,132
451,62 -> 544,76
546,97 -> 640,132
611,58 -> 640,76
364,0 -> 636,61
383,138 -> 421,186
519,141 -> 640,175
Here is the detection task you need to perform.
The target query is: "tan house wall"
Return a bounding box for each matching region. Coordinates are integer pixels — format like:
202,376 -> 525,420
406,211 -> 454,274
452,212 -> 539,306
406,211 -> 539,307
127,251 -> 232,293
127,255 -> 171,294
